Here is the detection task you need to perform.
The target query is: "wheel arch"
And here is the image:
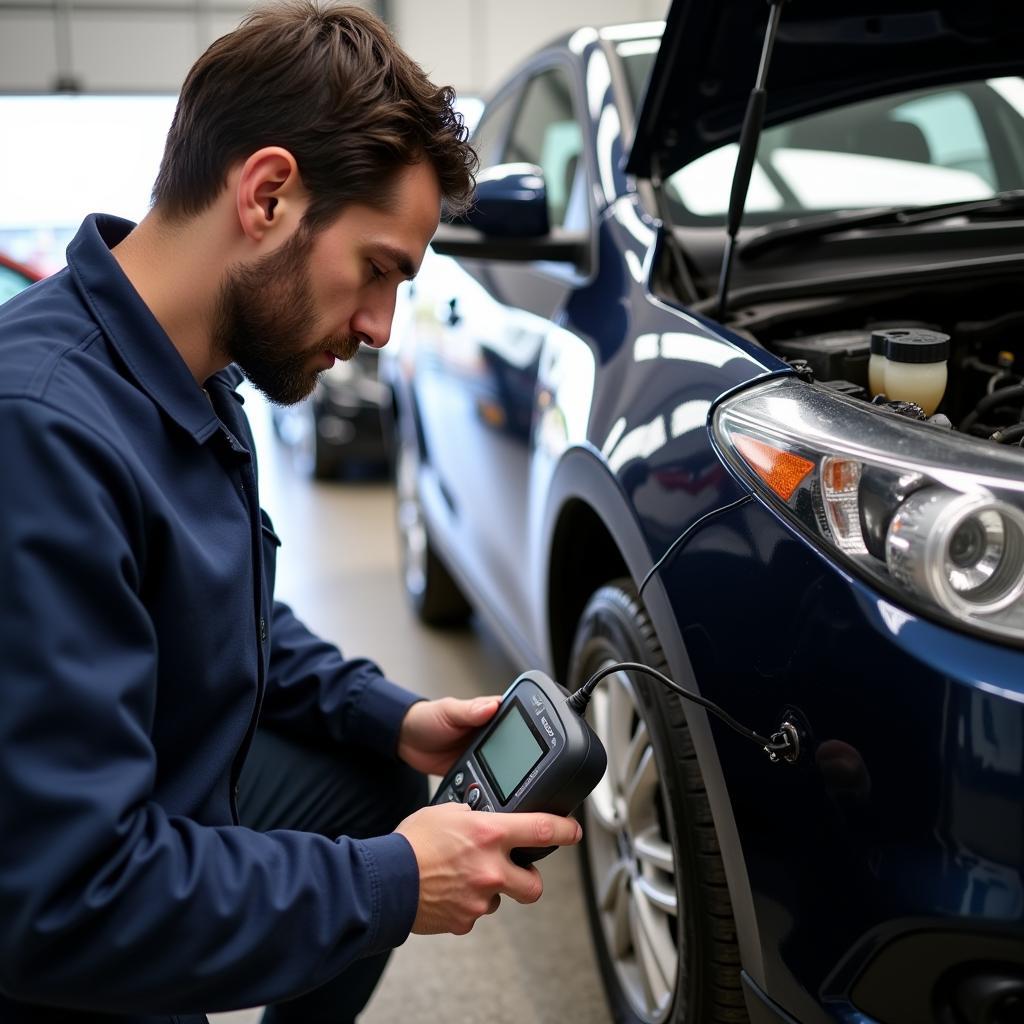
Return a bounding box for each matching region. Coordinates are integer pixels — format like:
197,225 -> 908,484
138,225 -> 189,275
540,444 -> 767,990
547,497 -> 629,685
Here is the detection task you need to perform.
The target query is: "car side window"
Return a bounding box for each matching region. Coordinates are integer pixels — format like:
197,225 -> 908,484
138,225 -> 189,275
504,67 -> 587,231
471,89 -> 518,171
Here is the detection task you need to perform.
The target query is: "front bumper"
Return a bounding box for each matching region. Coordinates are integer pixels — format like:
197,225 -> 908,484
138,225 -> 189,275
662,495 -> 1024,1024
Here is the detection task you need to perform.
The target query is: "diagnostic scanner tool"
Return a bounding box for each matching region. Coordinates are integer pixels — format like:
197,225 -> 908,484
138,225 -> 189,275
430,670 -> 606,866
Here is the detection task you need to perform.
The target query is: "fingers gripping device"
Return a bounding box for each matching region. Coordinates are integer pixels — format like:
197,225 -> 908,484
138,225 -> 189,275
429,670 -> 606,866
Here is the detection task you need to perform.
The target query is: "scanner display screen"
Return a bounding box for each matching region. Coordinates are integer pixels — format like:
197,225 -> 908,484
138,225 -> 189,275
477,703 -> 546,802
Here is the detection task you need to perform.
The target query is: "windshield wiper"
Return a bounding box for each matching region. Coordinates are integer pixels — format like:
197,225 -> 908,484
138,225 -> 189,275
739,188 -> 1024,261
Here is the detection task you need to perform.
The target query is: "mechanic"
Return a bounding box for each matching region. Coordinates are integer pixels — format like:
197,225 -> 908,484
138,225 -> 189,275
0,4 -> 582,1023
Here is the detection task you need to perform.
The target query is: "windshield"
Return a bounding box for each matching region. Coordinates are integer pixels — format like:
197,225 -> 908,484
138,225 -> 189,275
617,51 -> 1024,226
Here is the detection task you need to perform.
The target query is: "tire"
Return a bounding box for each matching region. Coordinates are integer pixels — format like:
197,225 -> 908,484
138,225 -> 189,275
394,433 -> 472,626
570,580 -> 746,1024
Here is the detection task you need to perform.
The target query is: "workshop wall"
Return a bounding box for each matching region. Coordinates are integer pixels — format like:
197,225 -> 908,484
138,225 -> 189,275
0,0 -> 669,95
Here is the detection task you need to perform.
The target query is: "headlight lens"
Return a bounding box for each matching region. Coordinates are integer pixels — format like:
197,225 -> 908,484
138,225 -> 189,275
886,490 -> 1024,615
714,377 -> 1024,644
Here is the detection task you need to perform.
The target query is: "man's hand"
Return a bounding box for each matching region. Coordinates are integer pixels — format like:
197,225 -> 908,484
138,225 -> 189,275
395,802 -> 583,934
397,695 -> 501,776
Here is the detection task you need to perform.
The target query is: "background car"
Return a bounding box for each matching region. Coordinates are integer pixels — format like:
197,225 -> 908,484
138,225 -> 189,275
383,4 -> 1024,1024
270,345 -> 392,480
0,252 -> 42,304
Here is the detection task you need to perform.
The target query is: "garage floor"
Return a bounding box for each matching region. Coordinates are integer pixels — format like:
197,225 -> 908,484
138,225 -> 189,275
210,391 -> 612,1024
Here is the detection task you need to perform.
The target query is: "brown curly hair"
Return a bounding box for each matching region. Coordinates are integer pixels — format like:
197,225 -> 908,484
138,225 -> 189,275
152,1 -> 477,225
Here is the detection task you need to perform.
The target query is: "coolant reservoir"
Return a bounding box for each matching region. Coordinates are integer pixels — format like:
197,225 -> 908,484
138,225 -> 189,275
868,331 -> 887,397
880,329 -> 950,415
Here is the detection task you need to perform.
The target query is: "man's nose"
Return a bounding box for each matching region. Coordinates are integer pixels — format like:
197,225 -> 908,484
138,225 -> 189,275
352,298 -> 394,349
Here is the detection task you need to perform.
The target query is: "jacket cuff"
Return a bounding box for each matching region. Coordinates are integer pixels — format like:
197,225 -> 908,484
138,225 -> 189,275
352,675 -> 425,757
357,832 -> 420,954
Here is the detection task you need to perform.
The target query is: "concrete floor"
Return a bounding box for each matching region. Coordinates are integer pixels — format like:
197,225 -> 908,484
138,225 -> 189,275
210,391 -> 612,1024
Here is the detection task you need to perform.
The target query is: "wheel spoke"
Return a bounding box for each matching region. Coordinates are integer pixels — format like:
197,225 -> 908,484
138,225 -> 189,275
634,877 -> 678,1000
619,716 -> 649,791
598,857 -> 630,913
605,672 -> 635,792
634,827 -> 674,874
602,861 -> 632,959
586,788 -> 619,833
587,688 -> 620,830
625,745 -> 658,828
635,873 -> 677,916
628,888 -> 661,1012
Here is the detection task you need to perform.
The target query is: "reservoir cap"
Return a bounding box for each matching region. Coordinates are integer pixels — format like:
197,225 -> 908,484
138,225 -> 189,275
875,328 -> 950,364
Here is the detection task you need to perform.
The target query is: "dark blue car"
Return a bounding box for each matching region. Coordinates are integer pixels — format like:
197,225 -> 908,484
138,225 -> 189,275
382,5 -> 1024,1023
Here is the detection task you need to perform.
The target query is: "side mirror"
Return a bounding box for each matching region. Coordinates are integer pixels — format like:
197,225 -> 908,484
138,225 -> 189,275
460,163 -> 550,238
433,163 -> 590,268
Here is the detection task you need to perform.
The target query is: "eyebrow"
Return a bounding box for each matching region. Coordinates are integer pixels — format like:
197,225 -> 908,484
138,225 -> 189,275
373,243 -> 418,280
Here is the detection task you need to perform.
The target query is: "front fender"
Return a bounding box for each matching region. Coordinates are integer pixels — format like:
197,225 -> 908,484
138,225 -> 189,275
539,443 -> 767,991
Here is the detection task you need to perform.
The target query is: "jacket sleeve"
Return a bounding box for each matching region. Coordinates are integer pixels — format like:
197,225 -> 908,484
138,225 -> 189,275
259,597 -> 424,757
0,398 -> 419,1015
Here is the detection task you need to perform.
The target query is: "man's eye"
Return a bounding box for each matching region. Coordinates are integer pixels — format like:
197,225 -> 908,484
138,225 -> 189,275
369,263 -> 386,282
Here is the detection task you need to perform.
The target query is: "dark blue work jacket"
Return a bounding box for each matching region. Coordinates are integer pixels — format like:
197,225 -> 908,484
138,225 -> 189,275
0,215 -> 421,1023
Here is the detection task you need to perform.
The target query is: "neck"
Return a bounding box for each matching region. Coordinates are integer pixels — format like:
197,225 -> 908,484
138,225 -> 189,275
111,209 -> 232,386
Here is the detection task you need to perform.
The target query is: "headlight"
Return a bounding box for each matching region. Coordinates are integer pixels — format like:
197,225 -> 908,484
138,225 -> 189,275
886,490 -> 1024,616
713,377 -> 1024,644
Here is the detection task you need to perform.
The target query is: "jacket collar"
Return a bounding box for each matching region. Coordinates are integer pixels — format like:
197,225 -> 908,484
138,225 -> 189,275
66,213 -> 229,444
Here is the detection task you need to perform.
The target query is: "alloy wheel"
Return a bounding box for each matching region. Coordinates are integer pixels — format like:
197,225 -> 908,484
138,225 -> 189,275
584,660 -> 680,1023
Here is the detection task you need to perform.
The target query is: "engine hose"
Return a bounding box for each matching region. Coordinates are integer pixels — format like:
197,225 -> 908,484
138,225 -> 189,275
961,384 -> 1024,434
989,422 -> 1024,445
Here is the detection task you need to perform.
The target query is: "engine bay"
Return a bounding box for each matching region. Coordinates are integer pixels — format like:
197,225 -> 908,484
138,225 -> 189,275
726,275 -> 1024,447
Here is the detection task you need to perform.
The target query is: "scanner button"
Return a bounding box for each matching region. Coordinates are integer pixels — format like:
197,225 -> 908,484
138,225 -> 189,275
480,803 -> 494,812
452,771 -> 465,792
464,784 -> 482,808
442,787 -> 459,803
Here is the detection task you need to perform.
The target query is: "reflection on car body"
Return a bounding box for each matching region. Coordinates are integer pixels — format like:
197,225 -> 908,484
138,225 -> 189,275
383,5 -> 1024,1024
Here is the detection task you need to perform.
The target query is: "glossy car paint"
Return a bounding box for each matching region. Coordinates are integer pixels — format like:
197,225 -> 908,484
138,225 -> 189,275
384,22 -> 1024,1024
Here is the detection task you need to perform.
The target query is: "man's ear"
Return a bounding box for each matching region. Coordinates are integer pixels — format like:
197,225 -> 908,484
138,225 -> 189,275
235,147 -> 307,244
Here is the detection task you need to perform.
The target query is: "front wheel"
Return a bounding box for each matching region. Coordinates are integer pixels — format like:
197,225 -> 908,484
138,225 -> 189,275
570,580 -> 746,1024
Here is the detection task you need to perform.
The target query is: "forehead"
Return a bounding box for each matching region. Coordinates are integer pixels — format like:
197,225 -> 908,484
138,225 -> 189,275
320,161 -> 442,261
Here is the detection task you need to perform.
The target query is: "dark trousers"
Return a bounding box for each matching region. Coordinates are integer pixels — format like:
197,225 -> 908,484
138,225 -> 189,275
236,727 -> 428,1024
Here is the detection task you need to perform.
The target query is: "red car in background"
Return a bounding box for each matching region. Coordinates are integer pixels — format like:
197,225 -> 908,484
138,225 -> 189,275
0,253 -> 42,304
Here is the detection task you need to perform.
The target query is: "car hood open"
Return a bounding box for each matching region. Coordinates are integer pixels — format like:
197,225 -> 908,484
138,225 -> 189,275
627,0 -> 1024,180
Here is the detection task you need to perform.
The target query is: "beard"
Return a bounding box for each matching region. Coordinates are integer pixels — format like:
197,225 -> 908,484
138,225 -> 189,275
214,224 -> 361,405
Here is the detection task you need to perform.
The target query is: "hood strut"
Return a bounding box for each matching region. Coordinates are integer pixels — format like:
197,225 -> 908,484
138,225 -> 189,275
716,0 -> 787,322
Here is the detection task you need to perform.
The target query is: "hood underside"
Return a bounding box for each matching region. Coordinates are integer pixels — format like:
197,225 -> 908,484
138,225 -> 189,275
627,0 -> 1024,180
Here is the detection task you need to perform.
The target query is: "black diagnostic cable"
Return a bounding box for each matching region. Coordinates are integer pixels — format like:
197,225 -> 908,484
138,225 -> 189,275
566,661 -> 797,763
637,493 -> 754,601
570,492 -> 798,763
